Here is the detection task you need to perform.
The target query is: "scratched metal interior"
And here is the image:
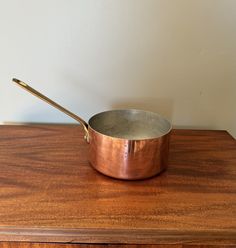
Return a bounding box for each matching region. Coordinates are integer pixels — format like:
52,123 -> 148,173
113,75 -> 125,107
88,109 -> 171,140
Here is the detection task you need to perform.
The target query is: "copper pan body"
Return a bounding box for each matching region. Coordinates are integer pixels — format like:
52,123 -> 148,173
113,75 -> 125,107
88,109 -> 171,180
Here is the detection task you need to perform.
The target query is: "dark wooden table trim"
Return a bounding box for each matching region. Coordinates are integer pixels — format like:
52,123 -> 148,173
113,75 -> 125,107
0,227 -> 236,245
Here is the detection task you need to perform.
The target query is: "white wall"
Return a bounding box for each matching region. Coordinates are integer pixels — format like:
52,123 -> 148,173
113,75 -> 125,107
1,0 -> 235,137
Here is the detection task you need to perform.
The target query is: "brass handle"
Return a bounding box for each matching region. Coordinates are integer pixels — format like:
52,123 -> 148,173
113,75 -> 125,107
12,78 -> 89,142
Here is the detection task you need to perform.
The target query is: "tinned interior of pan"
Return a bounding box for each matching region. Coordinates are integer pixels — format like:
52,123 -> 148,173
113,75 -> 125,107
88,109 -> 171,140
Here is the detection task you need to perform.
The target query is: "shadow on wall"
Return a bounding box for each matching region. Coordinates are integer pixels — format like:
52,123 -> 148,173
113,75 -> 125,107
111,97 -> 174,122
12,97 -> 174,125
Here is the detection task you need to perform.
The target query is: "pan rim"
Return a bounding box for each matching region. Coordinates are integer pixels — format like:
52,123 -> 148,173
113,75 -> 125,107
88,108 -> 172,141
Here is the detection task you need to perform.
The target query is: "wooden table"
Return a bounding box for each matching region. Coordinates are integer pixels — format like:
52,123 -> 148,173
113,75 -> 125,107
0,124 -> 235,248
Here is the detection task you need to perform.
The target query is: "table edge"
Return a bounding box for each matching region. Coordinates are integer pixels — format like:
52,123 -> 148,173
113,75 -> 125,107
0,227 -> 235,245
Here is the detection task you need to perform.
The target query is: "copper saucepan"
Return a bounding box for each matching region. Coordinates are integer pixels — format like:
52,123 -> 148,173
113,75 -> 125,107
13,78 -> 172,180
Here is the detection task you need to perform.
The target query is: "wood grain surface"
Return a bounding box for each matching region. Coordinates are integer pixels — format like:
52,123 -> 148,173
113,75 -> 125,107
0,125 -> 235,245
